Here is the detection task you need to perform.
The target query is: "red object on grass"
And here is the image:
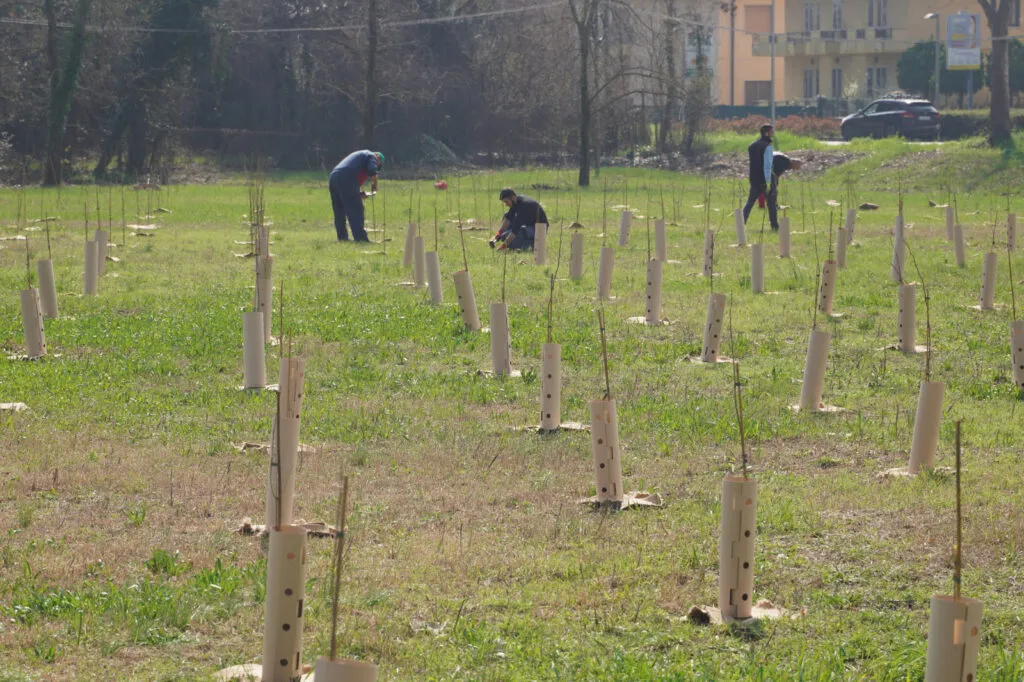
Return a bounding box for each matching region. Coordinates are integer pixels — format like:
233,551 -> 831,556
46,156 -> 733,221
757,192 -> 766,208
434,180 -> 448,190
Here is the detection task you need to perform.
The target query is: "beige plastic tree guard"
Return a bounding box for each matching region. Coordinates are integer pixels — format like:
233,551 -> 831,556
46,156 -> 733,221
654,219 -> 667,261
751,244 -> 764,293
597,247 -> 614,300
891,215 -> 905,282
836,228 -> 848,269
256,255 -> 274,341
569,233 -> 585,281
256,225 -> 270,260
413,236 -> 426,288
243,311 -> 266,389
36,260 -> 58,319
898,284 -> 917,352
945,206 -> 954,241
818,260 -> 837,315
954,225 -> 966,268
266,357 -> 305,527
779,217 -> 790,258
94,229 -> 108,276
924,595 -> 982,682
1011,320 -> 1024,390
425,251 -> 443,304
719,475 -> 757,621
453,271 -> 480,331
733,209 -> 747,246
20,288 -> 46,359
84,240 -> 98,295
618,211 -> 631,247
590,399 -> 622,505
703,230 -> 715,276
489,302 -> 511,376
402,223 -> 417,267
701,293 -> 727,363
980,252 -> 997,309
262,525 -> 307,682
540,343 -> 561,431
534,223 -> 547,265
799,329 -> 830,412
908,380 -> 944,474
645,259 -> 663,325
845,208 -> 856,243
314,658 -> 379,682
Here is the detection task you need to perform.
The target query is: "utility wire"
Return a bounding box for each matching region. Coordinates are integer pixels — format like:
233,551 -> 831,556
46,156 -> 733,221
0,2 -> 563,35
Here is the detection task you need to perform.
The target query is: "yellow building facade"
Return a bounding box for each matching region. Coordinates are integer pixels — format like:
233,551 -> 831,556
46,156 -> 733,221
752,0 -> 1024,104
716,0 -> 787,105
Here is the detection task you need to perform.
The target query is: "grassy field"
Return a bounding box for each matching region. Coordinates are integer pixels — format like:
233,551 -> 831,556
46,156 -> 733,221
1,151 -> 1024,680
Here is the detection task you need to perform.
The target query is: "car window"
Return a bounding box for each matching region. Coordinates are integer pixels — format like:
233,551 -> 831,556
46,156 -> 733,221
876,102 -> 899,112
862,103 -> 879,114
908,103 -> 938,113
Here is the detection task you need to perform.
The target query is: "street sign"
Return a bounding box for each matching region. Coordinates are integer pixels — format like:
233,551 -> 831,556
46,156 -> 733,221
947,13 -> 981,71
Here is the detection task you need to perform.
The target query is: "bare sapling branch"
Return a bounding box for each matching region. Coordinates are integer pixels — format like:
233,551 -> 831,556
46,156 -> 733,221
598,306 -> 611,400
329,474 -> 350,661
906,239 -> 932,381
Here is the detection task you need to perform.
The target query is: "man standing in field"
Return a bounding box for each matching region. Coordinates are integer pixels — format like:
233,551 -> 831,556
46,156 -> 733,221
328,150 -> 384,242
742,124 -> 778,231
490,188 -> 548,251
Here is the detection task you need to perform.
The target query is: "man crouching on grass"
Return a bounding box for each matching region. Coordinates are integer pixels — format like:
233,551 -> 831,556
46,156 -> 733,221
490,188 -> 548,251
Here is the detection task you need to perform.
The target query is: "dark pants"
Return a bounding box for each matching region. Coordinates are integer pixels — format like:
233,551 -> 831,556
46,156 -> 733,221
328,170 -> 369,241
742,182 -> 779,230
503,224 -> 536,251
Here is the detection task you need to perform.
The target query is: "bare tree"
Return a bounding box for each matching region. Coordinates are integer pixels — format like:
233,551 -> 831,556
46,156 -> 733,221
43,0 -> 92,186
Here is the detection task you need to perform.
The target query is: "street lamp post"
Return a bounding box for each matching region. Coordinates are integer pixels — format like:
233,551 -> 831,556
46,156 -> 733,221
925,12 -> 941,106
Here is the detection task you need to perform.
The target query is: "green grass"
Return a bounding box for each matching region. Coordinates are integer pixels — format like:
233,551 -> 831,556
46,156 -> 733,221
1,152 -> 1024,680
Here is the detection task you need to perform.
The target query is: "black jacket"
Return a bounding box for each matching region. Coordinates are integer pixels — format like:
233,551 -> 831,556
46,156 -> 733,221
503,195 -> 547,227
748,135 -> 772,187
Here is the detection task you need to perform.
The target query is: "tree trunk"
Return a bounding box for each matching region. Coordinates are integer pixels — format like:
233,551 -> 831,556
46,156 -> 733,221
362,0 -> 379,148
42,0 -> 92,186
658,0 -> 677,154
575,2 -> 593,187
980,0 -> 1012,144
578,32 -> 591,187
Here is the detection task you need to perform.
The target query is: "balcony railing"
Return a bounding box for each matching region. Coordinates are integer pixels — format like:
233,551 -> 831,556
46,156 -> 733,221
752,27 -> 904,57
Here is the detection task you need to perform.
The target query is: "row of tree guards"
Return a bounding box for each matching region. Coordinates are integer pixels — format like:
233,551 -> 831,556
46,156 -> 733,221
382,188 -> 987,677
7,179 -> 1001,679
237,181 -> 379,681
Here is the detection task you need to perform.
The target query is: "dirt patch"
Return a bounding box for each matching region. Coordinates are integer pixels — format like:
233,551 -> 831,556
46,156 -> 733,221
690,149 -> 863,179
614,149 -> 863,179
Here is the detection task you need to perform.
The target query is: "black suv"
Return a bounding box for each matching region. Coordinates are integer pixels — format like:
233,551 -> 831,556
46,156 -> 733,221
840,98 -> 940,140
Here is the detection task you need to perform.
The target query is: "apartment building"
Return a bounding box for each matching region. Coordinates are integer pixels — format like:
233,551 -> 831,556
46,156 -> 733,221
715,0 -> 786,105
752,0 -> 1024,104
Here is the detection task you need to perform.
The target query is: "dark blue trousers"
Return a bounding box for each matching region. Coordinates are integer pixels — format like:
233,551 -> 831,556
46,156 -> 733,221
328,170 -> 369,241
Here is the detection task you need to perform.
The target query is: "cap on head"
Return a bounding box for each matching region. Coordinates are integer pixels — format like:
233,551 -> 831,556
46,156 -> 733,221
375,151 -> 385,167
760,124 -> 774,136
499,188 -> 516,201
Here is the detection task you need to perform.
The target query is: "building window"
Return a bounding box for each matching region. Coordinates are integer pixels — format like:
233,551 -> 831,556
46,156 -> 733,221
866,67 -> 887,97
832,0 -> 844,30
804,0 -> 820,32
803,68 -> 820,99
831,68 -> 843,98
1012,0 -> 1021,27
744,80 -> 772,105
746,5 -> 772,34
868,0 -> 887,27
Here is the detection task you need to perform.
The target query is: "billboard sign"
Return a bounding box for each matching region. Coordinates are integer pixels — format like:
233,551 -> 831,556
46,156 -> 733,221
946,13 -> 981,71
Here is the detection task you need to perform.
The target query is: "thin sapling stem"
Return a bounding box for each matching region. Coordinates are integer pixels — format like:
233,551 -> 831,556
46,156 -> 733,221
329,475 -> 350,661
